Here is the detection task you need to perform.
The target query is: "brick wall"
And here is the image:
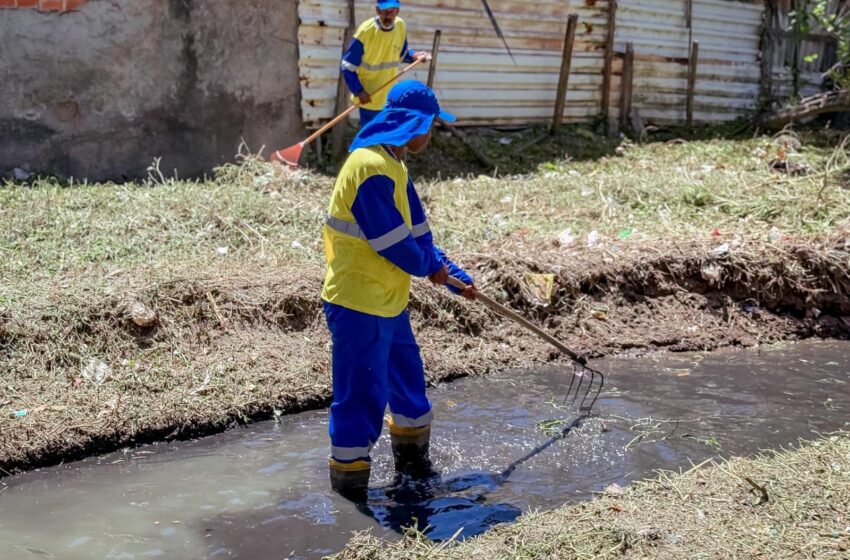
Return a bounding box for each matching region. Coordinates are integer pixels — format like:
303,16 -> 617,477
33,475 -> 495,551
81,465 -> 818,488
0,0 -> 88,11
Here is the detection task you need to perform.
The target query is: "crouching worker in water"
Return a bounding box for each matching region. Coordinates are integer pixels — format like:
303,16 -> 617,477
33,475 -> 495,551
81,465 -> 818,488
321,81 -> 476,500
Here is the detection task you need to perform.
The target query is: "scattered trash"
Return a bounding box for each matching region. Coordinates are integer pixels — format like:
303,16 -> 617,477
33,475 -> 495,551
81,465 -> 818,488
216,246 -> 229,256
12,409 -> 28,418
290,240 -> 304,249
129,302 -> 157,327
190,373 -> 213,396
13,168 -> 31,181
500,195 -> 513,204
742,300 -> 759,314
769,159 -> 809,175
526,273 -> 555,304
498,137 -> 512,145
769,226 -> 782,243
603,483 -> 624,496
701,263 -> 722,284
82,358 -> 111,385
772,134 -> 802,152
555,229 -> 576,247
712,243 -> 729,255
586,230 -> 600,247
492,213 -> 509,227
711,228 -> 721,237
617,228 -> 633,240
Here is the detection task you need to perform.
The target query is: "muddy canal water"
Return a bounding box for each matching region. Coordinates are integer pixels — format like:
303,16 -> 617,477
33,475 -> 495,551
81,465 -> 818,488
2,341 -> 849,559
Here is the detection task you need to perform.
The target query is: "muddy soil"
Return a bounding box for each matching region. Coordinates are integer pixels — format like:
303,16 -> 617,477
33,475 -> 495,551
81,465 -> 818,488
2,237 -> 849,476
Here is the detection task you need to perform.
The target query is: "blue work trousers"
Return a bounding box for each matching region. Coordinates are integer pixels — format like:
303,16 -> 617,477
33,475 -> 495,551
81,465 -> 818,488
323,302 -> 433,463
358,108 -> 381,128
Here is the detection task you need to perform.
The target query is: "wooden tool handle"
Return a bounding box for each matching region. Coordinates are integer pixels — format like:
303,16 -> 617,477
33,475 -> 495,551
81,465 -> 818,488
445,276 -> 586,365
302,58 -> 425,145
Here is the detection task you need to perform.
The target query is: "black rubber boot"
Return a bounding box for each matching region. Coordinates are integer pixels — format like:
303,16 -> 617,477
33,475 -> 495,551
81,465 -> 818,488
328,459 -> 370,502
388,421 -> 435,479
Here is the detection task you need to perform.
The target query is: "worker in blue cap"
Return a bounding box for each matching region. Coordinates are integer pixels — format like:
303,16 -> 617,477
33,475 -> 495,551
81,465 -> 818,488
340,0 -> 431,128
322,80 -> 475,500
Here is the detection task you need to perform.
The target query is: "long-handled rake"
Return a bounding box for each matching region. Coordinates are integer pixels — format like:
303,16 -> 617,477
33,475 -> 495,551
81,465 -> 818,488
446,277 -> 604,414
270,59 -> 425,168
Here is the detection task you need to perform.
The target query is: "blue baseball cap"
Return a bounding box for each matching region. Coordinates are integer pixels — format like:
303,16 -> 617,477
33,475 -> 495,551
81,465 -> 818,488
377,0 -> 400,9
350,81 -> 456,151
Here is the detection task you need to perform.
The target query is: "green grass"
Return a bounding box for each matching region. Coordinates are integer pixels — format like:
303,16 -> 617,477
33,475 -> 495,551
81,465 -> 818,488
3,130 -> 848,296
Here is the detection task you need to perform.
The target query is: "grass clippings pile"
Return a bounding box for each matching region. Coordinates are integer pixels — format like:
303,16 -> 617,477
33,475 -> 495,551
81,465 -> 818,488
333,433 -> 850,559
2,129 -> 850,476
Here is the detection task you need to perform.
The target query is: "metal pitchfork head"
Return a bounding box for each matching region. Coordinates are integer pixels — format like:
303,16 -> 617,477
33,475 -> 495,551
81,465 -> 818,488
562,360 -> 604,414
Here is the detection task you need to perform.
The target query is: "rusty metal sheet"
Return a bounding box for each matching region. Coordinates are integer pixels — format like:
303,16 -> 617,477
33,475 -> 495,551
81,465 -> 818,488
298,0 -> 817,127
617,0 -> 765,124
298,0 -> 614,126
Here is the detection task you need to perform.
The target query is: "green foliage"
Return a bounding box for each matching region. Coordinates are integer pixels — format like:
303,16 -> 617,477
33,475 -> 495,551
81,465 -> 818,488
793,0 -> 850,89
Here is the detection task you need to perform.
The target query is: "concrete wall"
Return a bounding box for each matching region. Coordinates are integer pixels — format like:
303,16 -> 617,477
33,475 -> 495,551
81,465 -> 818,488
0,0 -> 304,181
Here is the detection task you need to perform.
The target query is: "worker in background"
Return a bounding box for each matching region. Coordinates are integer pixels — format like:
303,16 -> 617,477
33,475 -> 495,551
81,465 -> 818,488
340,0 -> 431,128
321,81 -> 475,501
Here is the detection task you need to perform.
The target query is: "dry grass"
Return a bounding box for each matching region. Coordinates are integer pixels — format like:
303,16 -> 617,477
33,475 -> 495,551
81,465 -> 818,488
332,433 -> 850,559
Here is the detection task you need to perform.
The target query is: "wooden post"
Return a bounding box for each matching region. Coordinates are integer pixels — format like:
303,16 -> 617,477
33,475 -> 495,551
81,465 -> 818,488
601,0 -> 617,115
551,14 -> 578,134
686,40 -> 699,126
792,31 -> 802,99
760,3 -> 776,108
620,42 -> 634,128
331,0 -> 357,161
427,29 -> 442,88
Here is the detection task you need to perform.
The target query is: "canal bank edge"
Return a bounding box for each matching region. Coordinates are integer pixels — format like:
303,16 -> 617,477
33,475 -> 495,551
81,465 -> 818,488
1,237 -> 849,477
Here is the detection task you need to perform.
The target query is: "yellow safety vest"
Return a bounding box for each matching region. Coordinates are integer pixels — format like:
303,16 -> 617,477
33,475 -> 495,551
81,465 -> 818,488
321,146 -> 412,317
352,17 -> 408,111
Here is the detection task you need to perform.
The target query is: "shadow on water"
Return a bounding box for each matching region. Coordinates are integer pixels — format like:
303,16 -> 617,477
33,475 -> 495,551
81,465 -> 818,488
195,415 -> 588,556
356,415 -> 587,541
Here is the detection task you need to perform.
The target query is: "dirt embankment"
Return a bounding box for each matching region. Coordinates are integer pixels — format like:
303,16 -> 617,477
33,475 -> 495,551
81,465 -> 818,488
2,237 -> 849,476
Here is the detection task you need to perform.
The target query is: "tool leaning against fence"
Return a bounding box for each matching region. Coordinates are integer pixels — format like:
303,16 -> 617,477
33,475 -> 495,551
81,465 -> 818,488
446,276 -> 604,414
270,59 -> 425,169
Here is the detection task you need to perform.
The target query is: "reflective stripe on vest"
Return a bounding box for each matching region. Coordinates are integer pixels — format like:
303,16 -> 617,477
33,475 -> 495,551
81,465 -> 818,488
360,60 -> 400,72
325,215 -> 430,250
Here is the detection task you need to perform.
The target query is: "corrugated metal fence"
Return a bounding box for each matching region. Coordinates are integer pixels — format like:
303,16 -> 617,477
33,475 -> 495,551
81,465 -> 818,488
297,0 -> 831,127
617,0 -> 763,123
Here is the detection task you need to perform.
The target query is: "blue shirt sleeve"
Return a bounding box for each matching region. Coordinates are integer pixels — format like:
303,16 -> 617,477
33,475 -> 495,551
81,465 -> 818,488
341,38 -> 365,95
401,37 -> 415,63
406,180 -> 473,294
351,175 -> 442,277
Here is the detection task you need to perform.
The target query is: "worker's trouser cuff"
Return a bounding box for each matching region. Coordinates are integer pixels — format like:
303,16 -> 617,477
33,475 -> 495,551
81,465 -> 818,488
329,459 -> 371,502
388,417 -> 432,477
